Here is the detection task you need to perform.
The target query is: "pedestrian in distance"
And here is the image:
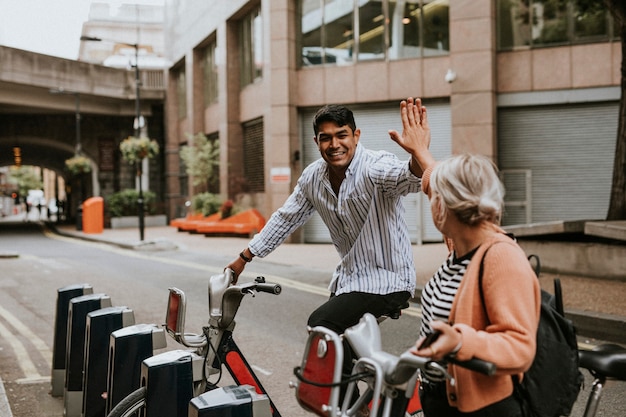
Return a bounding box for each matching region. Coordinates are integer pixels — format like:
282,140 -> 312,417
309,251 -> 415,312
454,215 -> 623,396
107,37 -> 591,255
406,145 -> 541,413
226,98 -> 435,414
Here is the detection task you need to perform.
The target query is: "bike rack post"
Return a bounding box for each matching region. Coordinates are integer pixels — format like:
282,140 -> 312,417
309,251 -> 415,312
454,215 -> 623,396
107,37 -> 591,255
189,385 -> 272,417
51,283 -> 93,397
141,350 -> 194,417
64,293 -> 112,417
106,323 -> 166,414
82,306 -> 135,417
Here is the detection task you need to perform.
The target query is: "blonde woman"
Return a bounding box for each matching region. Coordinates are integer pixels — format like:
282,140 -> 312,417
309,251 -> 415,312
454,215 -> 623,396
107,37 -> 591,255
389,99 -> 541,416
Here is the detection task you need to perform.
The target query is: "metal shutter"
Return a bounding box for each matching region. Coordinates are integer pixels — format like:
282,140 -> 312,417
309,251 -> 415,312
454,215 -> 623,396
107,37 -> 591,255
301,101 -> 451,243
498,102 -> 618,225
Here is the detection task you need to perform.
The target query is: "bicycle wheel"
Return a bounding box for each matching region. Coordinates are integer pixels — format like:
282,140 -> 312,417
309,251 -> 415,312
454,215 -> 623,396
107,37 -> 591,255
106,386 -> 147,417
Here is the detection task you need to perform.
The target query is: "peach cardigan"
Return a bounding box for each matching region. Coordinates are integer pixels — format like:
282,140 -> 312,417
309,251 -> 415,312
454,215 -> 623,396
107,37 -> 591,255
422,167 -> 541,412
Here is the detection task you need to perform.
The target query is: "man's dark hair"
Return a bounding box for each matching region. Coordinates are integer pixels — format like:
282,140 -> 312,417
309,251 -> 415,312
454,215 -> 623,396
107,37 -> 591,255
313,104 -> 357,136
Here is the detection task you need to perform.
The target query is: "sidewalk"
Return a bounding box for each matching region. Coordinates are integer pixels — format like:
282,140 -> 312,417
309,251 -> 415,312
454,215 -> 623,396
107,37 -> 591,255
49,222 -> 626,344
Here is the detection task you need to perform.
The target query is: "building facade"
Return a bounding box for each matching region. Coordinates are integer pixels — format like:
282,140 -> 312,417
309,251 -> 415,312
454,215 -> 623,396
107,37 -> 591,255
162,0 -> 621,243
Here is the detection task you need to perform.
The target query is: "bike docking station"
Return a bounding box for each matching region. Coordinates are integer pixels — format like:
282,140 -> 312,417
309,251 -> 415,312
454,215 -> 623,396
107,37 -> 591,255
140,349 -> 195,417
106,323 -> 166,414
83,306 -> 135,417
189,385 -> 272,417
51,283 -> 93,397
64,292 -> 113,417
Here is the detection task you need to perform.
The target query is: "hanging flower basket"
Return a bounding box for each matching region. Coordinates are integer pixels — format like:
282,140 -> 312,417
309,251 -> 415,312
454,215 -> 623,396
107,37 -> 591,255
119,136 -> 160,164
65,155 -> 92,175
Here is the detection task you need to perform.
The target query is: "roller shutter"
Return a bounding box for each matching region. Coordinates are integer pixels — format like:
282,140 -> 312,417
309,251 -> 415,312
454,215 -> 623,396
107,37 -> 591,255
301,101 -> 451,243
498,102 -> 617,225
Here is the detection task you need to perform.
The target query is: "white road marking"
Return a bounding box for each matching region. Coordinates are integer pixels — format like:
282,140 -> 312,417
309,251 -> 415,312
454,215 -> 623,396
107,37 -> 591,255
251,365 -> 272,376
0,304 -> 53,369
0,318 -> 44,381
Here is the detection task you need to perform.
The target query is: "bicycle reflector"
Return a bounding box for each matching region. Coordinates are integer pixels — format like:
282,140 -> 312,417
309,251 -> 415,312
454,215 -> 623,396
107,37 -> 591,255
165,288 -> 186,340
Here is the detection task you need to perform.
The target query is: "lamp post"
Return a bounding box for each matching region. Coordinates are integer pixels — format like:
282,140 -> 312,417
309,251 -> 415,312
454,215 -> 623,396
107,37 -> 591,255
80,35 -> 145,241
50,88 -> 83,223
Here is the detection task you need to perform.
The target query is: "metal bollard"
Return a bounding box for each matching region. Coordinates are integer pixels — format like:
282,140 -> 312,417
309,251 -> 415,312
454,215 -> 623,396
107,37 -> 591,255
106,323 -> 166,414
64,293 -> 112,417
141,350 -> 194,417
51,283 -> 93,397
82,306 -> 135,417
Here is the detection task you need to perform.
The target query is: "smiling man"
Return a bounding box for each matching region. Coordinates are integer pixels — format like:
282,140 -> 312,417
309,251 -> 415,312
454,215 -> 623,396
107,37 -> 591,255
227,96 -> 434,331
225,98 -> 433,414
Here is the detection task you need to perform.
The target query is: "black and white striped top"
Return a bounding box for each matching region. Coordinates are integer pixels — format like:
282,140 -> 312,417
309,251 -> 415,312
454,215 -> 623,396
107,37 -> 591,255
249,143 -> 421,296
419,249 -> 477,337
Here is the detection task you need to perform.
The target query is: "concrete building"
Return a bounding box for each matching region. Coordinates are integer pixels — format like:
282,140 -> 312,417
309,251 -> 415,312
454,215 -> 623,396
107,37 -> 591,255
161,0 -> 621,243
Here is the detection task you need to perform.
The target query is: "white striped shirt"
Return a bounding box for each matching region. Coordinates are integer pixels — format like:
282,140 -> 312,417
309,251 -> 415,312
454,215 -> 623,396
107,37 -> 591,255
249,143 -> 421,296
419,249 -> 476,337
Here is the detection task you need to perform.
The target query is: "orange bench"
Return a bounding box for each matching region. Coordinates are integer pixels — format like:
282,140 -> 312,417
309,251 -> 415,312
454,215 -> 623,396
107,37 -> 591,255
197,209 -> 265,237
178,212 -> 221,233
170,212 -> 203,229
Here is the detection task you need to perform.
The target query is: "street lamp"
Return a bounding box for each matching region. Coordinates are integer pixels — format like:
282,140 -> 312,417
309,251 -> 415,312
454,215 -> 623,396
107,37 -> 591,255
80,35 -> 146,241
50,88 -> 83,222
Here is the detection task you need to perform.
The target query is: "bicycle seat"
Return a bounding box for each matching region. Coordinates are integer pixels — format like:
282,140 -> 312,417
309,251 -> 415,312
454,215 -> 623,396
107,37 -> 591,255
578,343 -> 626,381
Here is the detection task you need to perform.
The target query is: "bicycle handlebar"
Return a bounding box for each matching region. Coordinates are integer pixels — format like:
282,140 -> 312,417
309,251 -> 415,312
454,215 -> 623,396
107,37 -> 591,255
209,272 -> 281,329
254,282 -> 282,295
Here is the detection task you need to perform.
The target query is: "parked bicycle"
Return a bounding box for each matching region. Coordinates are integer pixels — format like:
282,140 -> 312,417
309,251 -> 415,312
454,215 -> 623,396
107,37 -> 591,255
105,267 -> 626,417
106,269 -> 414,417
578,343 -> 626,417
293,312 -> 496,417
106,269 -> 282,417
293,312 -> 626,417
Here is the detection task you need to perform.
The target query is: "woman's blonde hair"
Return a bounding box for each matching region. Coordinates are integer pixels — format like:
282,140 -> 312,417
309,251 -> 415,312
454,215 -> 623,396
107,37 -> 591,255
430,154 -> 505,226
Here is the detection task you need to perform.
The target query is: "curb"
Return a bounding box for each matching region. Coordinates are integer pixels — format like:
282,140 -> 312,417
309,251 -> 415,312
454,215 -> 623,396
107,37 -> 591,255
0,376 -> 14,417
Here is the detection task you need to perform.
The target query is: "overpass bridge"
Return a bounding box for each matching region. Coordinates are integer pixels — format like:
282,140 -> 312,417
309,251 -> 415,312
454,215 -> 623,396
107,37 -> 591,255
0,46 -> 166,219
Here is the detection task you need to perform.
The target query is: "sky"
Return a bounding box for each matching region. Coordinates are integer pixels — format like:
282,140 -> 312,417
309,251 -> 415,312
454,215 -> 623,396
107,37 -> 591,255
0,0 -> 161,60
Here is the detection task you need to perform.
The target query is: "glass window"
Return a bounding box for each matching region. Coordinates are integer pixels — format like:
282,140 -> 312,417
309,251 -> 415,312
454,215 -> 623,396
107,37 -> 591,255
300,0 -> 449,66
388,0 -> 420,59
240,6 -> 263,86
301,0 -> 324,65
422,0 -> 449,56
497,0 -> 616,50
202,42 -> 218,107
357,0 -> 385,61
323,0 -> 355,65
175,67 -> 187,119
178,146 -> 188,198
573,3 -> 609,41
497,0 -> 531,49
205,132 -> 220,194
531,0 -> 568,46
243,119 -> 265,193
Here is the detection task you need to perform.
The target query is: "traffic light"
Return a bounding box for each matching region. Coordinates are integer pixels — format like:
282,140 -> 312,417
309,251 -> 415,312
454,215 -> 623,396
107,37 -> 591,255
12,192 -> 20,204
13,147 -> 21,167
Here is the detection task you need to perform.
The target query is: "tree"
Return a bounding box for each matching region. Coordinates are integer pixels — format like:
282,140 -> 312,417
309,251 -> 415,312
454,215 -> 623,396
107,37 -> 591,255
179,133 -> 220,193
7,166 -> 43,197
600,1 -> 626,220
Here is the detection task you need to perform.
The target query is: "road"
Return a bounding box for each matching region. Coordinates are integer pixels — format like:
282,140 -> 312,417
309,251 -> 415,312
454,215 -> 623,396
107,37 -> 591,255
0,221 -> 624,417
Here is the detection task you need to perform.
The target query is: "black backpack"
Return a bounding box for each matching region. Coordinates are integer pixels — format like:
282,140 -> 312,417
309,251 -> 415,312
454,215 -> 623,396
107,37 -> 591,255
479,248 -> 584,417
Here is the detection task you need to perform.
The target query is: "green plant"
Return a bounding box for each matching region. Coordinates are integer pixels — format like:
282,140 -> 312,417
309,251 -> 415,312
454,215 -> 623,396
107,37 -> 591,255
105,189 -> 157,217
120,136 -> 160,164
65,155 -> 92,175
179,133 -> 220,191
191,192 -> 222,216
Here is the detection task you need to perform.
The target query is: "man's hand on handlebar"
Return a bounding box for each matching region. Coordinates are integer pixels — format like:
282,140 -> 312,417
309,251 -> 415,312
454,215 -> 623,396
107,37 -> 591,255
410,320 -> 462,361
225,247 -> 255,284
